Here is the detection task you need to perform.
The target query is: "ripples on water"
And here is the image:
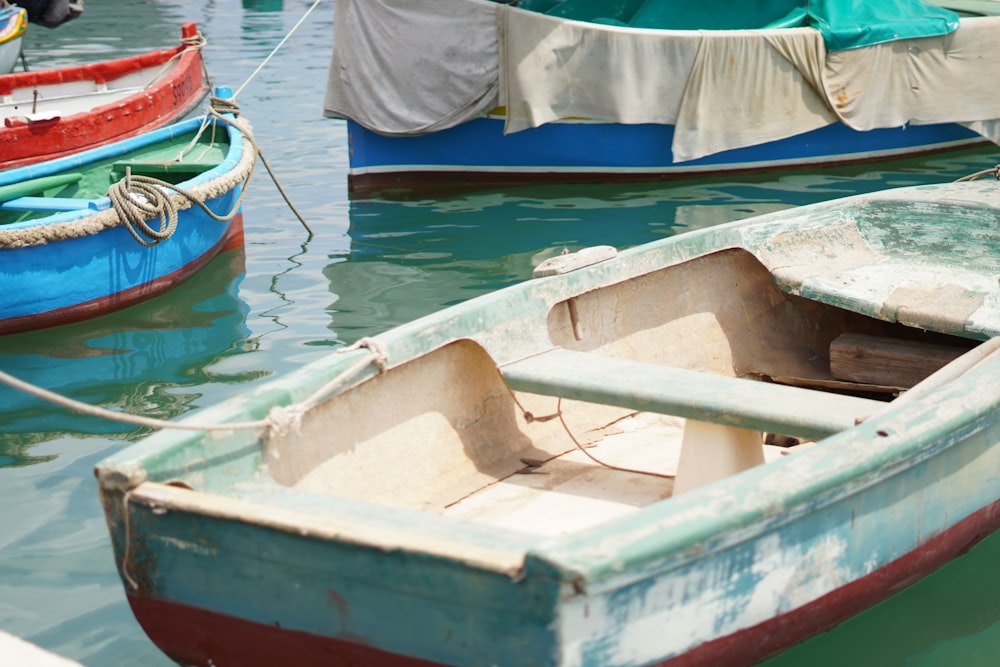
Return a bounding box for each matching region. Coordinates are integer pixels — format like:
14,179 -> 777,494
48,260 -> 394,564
1,1 -> 999,664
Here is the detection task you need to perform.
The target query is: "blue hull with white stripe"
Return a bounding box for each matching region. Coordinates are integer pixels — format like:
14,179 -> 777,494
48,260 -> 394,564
347,116 -> 985,196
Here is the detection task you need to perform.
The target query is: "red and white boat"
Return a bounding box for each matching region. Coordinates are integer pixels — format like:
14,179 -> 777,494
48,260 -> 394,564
0,21 -> 209,171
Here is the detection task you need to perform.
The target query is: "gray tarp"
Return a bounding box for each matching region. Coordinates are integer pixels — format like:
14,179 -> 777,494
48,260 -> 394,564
324,0 -> 1000,162
324,0 -> 499,135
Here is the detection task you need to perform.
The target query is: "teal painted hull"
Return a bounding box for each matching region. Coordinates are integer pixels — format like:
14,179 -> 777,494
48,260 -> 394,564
97,179 -> 1000,666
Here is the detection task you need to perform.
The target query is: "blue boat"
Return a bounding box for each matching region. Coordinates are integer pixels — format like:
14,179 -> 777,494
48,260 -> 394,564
325,0 -> 1000,196
0,93 -> 255,335
96,176 -> 1000,666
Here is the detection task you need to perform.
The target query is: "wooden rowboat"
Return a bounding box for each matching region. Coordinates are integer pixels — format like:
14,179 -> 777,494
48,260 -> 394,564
96,177 -> 1000,666
0,92 -> 254,335
0,22 -> 208,171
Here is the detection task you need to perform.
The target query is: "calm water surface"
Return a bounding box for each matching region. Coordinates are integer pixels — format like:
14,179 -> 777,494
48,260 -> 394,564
2,1 -> 999,665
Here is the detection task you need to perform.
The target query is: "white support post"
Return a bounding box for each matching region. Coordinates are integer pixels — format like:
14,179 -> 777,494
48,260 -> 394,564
673,420 -> 765,495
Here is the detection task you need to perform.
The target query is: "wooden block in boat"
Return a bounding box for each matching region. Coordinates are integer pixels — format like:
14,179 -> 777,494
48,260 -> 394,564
829,333 -> 968,389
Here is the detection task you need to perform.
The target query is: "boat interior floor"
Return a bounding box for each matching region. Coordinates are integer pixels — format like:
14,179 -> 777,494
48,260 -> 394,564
261,248 -> 980,539
439,411 -> 806,537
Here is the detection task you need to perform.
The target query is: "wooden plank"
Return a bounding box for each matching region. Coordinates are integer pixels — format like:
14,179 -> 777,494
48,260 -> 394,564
830,333 -> 969,388
500,348 -> 884,441
113,160 -> 218,177
0,172 -> 82,202
0,196 -> 103,212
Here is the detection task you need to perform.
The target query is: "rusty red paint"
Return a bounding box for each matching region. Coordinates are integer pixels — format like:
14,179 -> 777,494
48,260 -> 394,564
659,499 -> 1000,667
127,594 -> 444,667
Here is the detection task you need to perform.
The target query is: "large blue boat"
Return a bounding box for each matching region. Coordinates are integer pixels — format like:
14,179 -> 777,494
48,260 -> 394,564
325,0 -> 1000,196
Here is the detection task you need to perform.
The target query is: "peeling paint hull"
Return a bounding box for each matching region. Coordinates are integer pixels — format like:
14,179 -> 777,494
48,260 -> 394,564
120,498 -> 1000,667
97,179 -> 1000,666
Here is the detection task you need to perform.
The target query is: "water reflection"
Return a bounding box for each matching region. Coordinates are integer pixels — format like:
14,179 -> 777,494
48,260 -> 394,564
328,150 -> 1000,341
243,0 -> 283,11
0,248 -> 258,464
20,0 -> 184,65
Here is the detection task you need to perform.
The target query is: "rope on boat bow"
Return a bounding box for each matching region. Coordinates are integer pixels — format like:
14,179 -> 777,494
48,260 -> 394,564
107,0 -> 323,245
108,98 -> 257,247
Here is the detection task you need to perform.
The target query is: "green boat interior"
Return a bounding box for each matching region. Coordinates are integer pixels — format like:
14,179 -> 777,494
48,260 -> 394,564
0,129 -> 228,225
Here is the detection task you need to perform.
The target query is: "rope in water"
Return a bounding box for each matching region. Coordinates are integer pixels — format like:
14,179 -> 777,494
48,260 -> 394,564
0,2 -> 331,432
0,338 -> 388,437
956,164 -> 1000,182
223,0 -> 325,236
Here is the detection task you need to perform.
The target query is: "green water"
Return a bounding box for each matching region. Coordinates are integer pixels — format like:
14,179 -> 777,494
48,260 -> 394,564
1,1 -> 998,665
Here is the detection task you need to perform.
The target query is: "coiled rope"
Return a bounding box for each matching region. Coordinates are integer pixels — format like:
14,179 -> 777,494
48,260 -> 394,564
0,2 -> 329,427
108,97 -> 257,247
106,0 -> 322,245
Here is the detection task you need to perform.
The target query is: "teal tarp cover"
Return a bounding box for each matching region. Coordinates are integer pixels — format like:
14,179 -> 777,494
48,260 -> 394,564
521,0 -> 960,50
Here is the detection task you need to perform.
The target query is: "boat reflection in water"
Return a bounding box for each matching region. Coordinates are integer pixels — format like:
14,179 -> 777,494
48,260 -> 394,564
330,151 -> 997,341
0,247 -> 258,467
333,181 -> 796,340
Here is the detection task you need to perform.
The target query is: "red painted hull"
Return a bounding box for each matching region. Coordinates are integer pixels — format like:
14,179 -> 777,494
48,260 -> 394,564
0,22 -> 208,170
123,500 -> 1000,667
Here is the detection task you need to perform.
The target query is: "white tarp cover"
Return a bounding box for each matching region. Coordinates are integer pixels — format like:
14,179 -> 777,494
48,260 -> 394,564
324,0 -> 1000,162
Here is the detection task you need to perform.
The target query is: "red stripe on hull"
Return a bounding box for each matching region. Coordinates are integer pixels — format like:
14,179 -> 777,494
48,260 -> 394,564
0,24 -> 208,170
660,498 -> 1000,667
123,499 -> 1000,667
0,214 -> 244,335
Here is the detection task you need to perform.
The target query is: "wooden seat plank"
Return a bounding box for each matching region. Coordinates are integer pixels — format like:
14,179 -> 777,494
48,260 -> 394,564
0,196 -> 105,212
501,348 -> 884,441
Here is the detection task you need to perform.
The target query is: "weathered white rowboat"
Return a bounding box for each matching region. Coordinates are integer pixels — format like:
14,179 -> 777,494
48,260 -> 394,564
97,177 -> 1000,666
